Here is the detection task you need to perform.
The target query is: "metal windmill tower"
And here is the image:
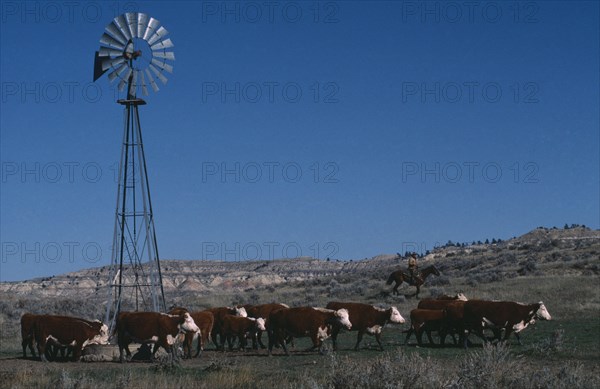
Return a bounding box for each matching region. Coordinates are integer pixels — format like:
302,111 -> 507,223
93,12 -> 175,332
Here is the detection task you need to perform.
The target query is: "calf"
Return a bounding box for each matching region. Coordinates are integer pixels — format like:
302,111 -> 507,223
462,300 -> 551,348
33,315 -> 109,362
418,299 -> 466,345
206,306 -> 247,349
268,307 -> 352,355
116,311 -> 200,362
244,303 -> 289,349
220,315 -> 266,351
404,309 -> 447,346
325,302 -> 405,351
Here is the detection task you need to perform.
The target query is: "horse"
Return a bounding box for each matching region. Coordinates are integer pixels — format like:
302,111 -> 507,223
386,265 -> 440,298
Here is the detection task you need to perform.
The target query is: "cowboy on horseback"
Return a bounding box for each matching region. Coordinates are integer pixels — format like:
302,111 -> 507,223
407,253 -> 422,285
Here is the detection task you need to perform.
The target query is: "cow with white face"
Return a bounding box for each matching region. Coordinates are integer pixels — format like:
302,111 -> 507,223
326,302 -> 406,351
463,300 -> 552,348
268,307 -> 352,355
32,315 -> 109,362
116,311 -> 200,362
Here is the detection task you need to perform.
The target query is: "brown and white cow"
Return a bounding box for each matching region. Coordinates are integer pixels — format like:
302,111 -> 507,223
168,307 -> 214,358
33,315 -> 109,362
325,302 -> 405,351
404,309 -> 447,346
244,303 -> 289,349
268,307 -> 352,355
220,315 -> 266,351
462,300 -> 552,348
116,311 -> 200,362
206,306 -> 247,349
418,299 -> 467,345
21,313 -> 39,358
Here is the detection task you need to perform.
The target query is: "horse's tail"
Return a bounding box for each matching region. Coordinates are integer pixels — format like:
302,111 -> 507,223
386,272 -> 395,285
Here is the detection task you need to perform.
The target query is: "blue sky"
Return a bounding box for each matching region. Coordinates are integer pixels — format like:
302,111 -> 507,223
1,1 -> 598,281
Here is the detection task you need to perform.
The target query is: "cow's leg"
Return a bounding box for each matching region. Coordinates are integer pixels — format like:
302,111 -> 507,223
375,332 -> 384,351
404,328 -> 413,345
22,337 -> 28,358
257,330 -> 266,349
37,339 -> 48,363
514,332 -> 522,345
416,326 -> 424,346
354,331 -> 365,351
415,285 -> 420,299
426,329 -> 435,345
331,327 -> 340,351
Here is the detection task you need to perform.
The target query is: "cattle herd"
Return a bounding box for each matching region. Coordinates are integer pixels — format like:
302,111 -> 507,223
20,294 -> 552,363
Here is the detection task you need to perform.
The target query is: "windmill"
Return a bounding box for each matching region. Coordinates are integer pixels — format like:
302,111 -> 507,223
93,12 -> 175,332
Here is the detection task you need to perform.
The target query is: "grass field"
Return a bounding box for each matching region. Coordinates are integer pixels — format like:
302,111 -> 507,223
1,273 -> 598,388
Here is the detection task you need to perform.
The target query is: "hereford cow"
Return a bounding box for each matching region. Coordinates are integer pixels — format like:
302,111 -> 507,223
403,309 -> 447,346
325,302 -> 405,351
244,303 -> 289,349
206,306 -> 247,350
168,307 -> 214,358
21,313 -> 38,358
220,315 -> 266,351
418,299 -> 467,345
33,315 -> 109,362
436,293 -> 468,301
462,300 -> 552,348
268,307 -> 352,355
116,311 -> 200,362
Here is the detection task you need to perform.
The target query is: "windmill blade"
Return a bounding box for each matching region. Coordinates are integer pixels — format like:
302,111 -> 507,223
153,51 -> 175,61
125,12 -> 138,38
149,64 -> 168,85
105,22 -> 128,46
137,13 -> 149,38
151,38 -> 174,51
100,33 -> 126,50
143,17 -> 160,41
147,26 -> 169,46
114,14 -> 131,41
108,63 -> 129,82
145,68 -> 160,92
139,70 -> 149,96
151,58 -> 173,73
99,47 -> 124,57
118,67 -> 133,91
102,56 -> 126,71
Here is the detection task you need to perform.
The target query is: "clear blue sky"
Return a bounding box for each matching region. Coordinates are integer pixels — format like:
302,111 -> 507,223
1,1 -> 598,281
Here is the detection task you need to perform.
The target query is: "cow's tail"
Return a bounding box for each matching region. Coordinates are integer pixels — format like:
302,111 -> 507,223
386,273 -> 395,285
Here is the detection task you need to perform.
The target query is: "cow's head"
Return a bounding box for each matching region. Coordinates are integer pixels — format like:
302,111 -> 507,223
179,312 -> 201,333
388,307 -> 405,324
255,317 -> 266,331
235,306 -> 248,317
455,293 -> 468,301
334,308 -> 352,330
535,302 -> 551,321
84,321 -> 110,346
